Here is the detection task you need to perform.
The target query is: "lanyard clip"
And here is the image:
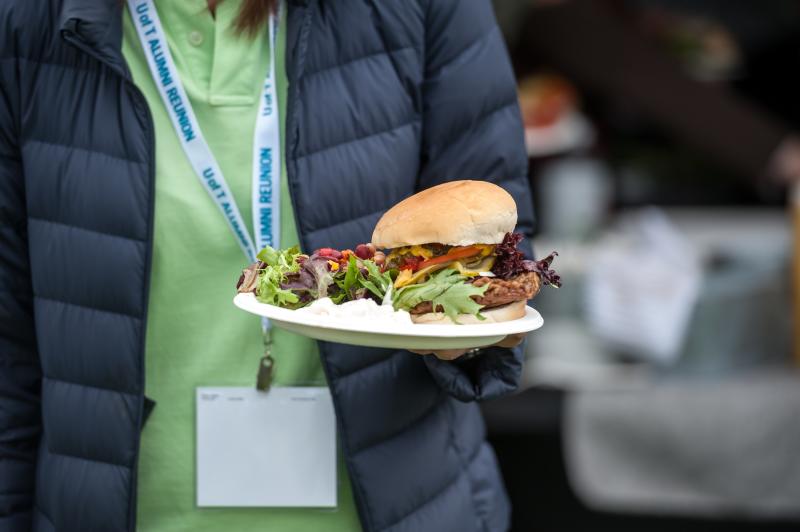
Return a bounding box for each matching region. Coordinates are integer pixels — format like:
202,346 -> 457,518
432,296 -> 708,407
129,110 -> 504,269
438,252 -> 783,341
256,326 -> 274,392
256,352 -> 275,392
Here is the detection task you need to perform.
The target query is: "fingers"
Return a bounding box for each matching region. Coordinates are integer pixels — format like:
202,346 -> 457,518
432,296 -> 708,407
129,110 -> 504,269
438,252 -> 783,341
408,349 -> 468,360
408,335 -> 524,360
433,349 -> 469,360
494,333 -> 525,349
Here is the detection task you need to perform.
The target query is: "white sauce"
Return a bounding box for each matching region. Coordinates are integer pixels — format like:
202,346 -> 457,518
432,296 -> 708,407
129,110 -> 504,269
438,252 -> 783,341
297,297 -> 413,325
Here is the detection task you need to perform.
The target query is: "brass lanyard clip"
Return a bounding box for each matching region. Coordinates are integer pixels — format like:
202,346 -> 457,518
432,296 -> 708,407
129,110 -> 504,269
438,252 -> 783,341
256,327 -> 275,392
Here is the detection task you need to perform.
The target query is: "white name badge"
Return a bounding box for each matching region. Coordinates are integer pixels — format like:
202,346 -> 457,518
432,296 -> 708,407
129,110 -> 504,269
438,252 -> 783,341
196,387 -> 337,507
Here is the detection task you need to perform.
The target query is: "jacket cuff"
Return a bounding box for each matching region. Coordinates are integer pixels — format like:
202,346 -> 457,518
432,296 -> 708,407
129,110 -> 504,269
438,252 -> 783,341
423,343 -> 524,402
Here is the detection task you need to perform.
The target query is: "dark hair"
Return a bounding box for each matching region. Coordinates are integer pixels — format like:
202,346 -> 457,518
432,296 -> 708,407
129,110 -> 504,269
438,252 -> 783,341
208,0 -> 278,36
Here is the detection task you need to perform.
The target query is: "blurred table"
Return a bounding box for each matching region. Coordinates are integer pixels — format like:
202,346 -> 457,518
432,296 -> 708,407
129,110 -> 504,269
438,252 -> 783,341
482,387 -> 800,532
482,206 -> 798,530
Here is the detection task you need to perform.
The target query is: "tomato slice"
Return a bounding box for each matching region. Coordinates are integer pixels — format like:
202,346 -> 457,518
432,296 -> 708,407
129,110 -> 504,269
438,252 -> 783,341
417,246 -> 482,270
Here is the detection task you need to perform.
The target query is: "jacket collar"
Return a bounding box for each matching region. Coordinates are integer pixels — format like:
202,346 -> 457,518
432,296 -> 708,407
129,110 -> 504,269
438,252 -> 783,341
59,0 -> 312,80
60,0 -> 128,77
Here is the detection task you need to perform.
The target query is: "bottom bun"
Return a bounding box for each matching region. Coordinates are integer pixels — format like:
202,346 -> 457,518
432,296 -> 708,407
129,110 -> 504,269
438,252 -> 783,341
411,300 -> 527,325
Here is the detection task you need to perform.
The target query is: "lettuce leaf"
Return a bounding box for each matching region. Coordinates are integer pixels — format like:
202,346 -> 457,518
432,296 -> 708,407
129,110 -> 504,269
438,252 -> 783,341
360,260 -> 394,300
257,245 -> 301,271
393,268 -> 488,323
258,275 -> 301,307
255,245 -> 304,307
334,256 -> 394,302
304,256 -> 335,299
255,245 -> 399,308
491,232 -> 562,287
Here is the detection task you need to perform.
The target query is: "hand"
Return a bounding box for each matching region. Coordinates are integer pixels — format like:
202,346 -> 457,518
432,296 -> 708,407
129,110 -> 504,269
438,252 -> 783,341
409,333 -> 526,361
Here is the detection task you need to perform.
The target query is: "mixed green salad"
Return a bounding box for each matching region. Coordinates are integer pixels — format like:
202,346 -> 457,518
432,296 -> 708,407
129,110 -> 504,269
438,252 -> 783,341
237,236 -> 560,323
237,243 -> 489,322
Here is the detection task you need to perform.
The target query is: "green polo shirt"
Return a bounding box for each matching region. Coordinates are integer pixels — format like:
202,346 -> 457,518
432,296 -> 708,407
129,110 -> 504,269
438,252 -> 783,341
122,1 -> 360,530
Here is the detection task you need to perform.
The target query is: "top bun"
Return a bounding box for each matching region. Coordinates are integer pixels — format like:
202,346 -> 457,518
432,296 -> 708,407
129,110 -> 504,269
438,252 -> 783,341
372,180 -> 517,248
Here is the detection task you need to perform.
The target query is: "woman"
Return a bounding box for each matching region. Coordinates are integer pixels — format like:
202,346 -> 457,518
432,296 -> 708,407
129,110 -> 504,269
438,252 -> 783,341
0,0 -> 534,530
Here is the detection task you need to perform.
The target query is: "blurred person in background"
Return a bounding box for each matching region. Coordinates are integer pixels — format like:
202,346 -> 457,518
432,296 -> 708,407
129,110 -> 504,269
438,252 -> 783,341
495,0 -> 800,188
0,0 -> 533,531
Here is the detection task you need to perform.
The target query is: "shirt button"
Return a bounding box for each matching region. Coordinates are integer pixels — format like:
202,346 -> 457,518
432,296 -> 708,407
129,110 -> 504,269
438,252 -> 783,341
188,30 -> 204,46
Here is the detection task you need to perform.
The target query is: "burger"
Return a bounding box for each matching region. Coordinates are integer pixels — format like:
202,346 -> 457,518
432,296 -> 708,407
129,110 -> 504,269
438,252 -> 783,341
372,180 -> 560,324
236,180 -> 559,324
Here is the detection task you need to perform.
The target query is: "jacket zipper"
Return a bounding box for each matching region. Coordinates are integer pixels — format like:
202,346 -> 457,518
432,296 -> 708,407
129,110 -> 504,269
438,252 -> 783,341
284,3 -> 374,531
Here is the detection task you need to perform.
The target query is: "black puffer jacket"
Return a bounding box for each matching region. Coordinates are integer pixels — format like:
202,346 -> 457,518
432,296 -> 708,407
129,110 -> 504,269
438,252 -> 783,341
0,0 -> 534,530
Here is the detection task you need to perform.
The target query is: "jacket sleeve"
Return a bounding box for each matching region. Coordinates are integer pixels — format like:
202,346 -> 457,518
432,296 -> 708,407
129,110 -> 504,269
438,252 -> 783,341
418,0 -> 534,402
0,40 -> 41,530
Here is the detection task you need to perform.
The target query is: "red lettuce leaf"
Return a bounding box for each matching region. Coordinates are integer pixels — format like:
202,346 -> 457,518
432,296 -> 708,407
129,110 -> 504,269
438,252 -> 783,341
491,232 -> 562,287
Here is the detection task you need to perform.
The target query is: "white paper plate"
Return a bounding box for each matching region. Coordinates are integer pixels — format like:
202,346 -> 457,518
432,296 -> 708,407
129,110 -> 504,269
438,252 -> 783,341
233,293 -> 544,350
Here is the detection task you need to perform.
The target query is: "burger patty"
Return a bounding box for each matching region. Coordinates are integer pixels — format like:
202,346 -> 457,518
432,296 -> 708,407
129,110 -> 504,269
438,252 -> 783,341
409,271 -> 541,314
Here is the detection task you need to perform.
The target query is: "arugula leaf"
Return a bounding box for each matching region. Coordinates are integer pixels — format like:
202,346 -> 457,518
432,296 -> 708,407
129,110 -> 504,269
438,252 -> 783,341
329,290 -> 347,304
393,268 -> 488,323
360,260 -> 393,300
332,255 -> 394,302
333,256 -> 358,299
343,255 -> 359,294
359,279 -> 384,300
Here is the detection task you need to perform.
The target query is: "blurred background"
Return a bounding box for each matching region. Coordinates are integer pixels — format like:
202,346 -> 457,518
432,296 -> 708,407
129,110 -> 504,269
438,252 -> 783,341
481,1 -> 800,530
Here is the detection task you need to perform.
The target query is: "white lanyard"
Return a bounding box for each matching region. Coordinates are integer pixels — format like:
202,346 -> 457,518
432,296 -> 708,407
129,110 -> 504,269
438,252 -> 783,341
127,0 -> 282,263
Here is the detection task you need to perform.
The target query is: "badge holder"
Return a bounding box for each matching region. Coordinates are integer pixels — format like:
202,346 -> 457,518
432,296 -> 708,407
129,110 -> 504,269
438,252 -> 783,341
195,327 -> 340,508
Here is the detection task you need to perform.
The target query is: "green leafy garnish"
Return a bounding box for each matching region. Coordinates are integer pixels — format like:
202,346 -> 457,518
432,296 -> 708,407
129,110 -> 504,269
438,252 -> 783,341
305,258 -> 335,299
393,268 -> 488,323
257,245 -> 302,271
334,255 -> 394,301
255,245 -> 304,307
360,260 -> 394,300
340,255 -> 360,295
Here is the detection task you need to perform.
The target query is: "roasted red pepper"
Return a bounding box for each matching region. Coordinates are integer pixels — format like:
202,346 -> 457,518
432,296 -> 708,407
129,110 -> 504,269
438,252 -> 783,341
398,255 -> 425,272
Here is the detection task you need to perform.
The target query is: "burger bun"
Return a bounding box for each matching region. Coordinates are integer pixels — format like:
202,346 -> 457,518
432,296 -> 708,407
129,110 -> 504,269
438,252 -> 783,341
372,180 -> 517,248
410,300 -> 526,325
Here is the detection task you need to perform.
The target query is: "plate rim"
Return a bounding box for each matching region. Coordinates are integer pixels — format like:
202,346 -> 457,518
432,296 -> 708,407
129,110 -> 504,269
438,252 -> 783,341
233,292 -> 543,338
